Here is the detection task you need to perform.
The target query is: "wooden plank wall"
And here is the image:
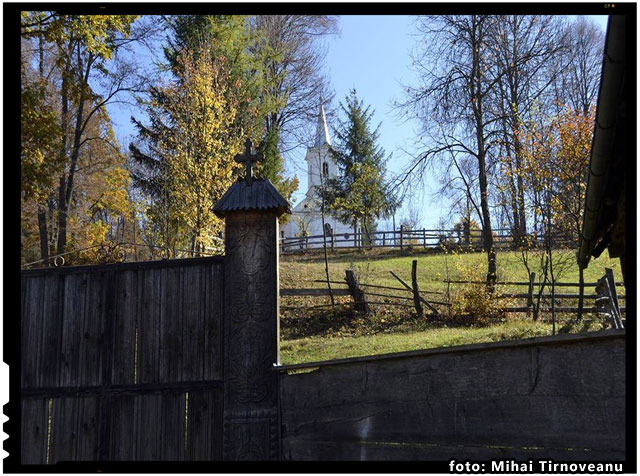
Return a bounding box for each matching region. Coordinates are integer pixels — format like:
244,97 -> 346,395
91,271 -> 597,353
20,258 -> 225,463
279,332 -> 626,461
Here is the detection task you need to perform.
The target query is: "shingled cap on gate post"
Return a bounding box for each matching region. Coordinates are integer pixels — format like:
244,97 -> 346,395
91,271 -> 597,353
213,138 -> 291,218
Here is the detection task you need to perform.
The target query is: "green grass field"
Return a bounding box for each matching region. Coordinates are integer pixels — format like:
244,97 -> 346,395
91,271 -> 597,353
281,247 -> 622,291
279,248 -> 623,365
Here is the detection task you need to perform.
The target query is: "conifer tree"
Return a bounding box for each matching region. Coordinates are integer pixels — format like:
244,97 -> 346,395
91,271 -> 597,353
323,89 -> 398,239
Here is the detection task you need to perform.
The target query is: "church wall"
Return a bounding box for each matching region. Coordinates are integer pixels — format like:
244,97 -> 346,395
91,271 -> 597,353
283,104 -> 352,247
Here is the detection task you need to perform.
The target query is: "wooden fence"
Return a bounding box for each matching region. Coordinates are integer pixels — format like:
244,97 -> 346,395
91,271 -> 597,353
281,262 -> 625,323
20,257 -> 224,463
280,227 -> 573,253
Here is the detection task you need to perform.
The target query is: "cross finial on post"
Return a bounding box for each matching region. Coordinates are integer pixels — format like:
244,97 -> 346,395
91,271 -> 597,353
235,138 -> 263,183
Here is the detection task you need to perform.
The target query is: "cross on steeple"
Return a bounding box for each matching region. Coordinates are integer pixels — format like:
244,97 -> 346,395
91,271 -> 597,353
235,138 -> 263,183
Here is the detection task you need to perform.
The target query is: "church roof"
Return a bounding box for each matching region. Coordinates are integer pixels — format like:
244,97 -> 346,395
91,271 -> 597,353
213,178 -> 291,218
314,104 -> 331,147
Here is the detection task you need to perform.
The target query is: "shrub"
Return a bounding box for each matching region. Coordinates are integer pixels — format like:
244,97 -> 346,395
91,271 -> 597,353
448,257 -> 514,324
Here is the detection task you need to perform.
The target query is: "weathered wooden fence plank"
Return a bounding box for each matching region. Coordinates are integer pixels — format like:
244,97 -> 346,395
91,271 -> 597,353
21,275 -> 41,388
20,398 -> 48,464
81,272 -> 106,386
112,270 -> 138,385
59,273 -> 87,387
40,274 -> 63,388
161,266 -> 182,383
21,258 -> 225,463
204,264 -> 223,381
49,396 -> 100,462
139,268 -> 162,384
108,395 -> 135,460
136,393 -> 162,460
160,392 -> 186,461
186,389 -> 223,460
182,266 -> 200,383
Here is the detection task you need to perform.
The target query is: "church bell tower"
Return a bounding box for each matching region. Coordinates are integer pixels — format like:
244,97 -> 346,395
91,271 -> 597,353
305,103 -> 336,199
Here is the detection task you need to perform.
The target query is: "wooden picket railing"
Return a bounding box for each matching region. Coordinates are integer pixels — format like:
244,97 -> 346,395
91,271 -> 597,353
280,227 -> 574,253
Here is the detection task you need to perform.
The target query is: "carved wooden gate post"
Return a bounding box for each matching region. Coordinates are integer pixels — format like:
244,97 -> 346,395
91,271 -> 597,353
213,142 -> 290,461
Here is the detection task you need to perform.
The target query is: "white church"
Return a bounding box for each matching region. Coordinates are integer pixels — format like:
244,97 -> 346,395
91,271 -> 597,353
281,105 -> 354,247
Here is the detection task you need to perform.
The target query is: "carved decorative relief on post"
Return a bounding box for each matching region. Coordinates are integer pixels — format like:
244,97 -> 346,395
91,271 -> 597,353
228,326 -> 271,404
223,409 -> 279,461
213,173 -> 290,462
225,213 -> 278,411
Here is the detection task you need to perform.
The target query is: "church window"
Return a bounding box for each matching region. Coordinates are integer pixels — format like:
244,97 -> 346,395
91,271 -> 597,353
322,162 -> 329,176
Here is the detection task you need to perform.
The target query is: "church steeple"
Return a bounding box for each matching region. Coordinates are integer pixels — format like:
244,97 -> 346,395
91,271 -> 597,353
314,102 -> 331,147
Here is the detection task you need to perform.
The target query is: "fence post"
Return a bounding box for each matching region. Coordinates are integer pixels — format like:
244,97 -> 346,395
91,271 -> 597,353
400,225 -> 404,250
213,158 -> 290,461
605,268 -> 621,317
383,232 -> 386,247
464,220 -> 470,247
345,269 -> 370,315
596,268 -> 623,329
412,260 -> 424,318
526,272 -> 536,318
423,229 -> 426,249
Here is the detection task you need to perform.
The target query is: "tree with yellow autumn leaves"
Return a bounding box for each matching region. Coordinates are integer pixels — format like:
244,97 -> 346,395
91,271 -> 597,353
500,103 -> 595,320
130,42 -> 245,258
20,13 -> 145,266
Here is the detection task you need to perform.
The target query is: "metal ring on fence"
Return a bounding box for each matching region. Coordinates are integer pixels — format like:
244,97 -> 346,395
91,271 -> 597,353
53,255 -> 65,267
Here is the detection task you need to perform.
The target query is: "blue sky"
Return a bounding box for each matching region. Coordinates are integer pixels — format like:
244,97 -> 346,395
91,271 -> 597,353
108,15 -> 609,230
289,15 -> 425,229
297,14 -> 609,230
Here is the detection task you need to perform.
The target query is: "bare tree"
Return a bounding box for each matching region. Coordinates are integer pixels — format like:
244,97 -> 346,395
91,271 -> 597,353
399,15 -> 501,286
491,15 -> 569,246
313,139 -> 335,306
249,15 -> 338,154
552,16 -> 604,115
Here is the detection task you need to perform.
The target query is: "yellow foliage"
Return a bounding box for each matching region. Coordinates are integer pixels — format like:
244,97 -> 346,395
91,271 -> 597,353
498,104 -> 595,243
448,251 -> 515,323
21,13 -> 139,60
145,41 -> 244,255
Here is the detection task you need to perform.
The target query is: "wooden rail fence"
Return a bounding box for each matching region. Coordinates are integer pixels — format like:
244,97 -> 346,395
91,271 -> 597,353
280,263 -> 625,323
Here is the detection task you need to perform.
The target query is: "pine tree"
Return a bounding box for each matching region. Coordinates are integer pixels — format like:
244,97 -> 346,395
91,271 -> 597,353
323,89 -> 398,238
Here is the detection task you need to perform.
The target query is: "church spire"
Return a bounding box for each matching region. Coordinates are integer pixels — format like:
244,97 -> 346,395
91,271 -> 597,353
314,101 -> 331,147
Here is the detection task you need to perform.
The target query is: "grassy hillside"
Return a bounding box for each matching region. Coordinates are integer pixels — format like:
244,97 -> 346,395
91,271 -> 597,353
281,247 -> 622,291
279,248 -> 623,365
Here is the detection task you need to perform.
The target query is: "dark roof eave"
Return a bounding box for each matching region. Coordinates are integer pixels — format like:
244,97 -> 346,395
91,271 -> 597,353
578,15 -> 626,269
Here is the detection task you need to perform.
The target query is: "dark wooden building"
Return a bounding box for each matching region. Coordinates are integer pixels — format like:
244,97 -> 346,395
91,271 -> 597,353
578,15 -> 628,282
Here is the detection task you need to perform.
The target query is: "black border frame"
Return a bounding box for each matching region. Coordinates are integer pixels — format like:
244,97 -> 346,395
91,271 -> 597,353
4,2 -> 636,473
